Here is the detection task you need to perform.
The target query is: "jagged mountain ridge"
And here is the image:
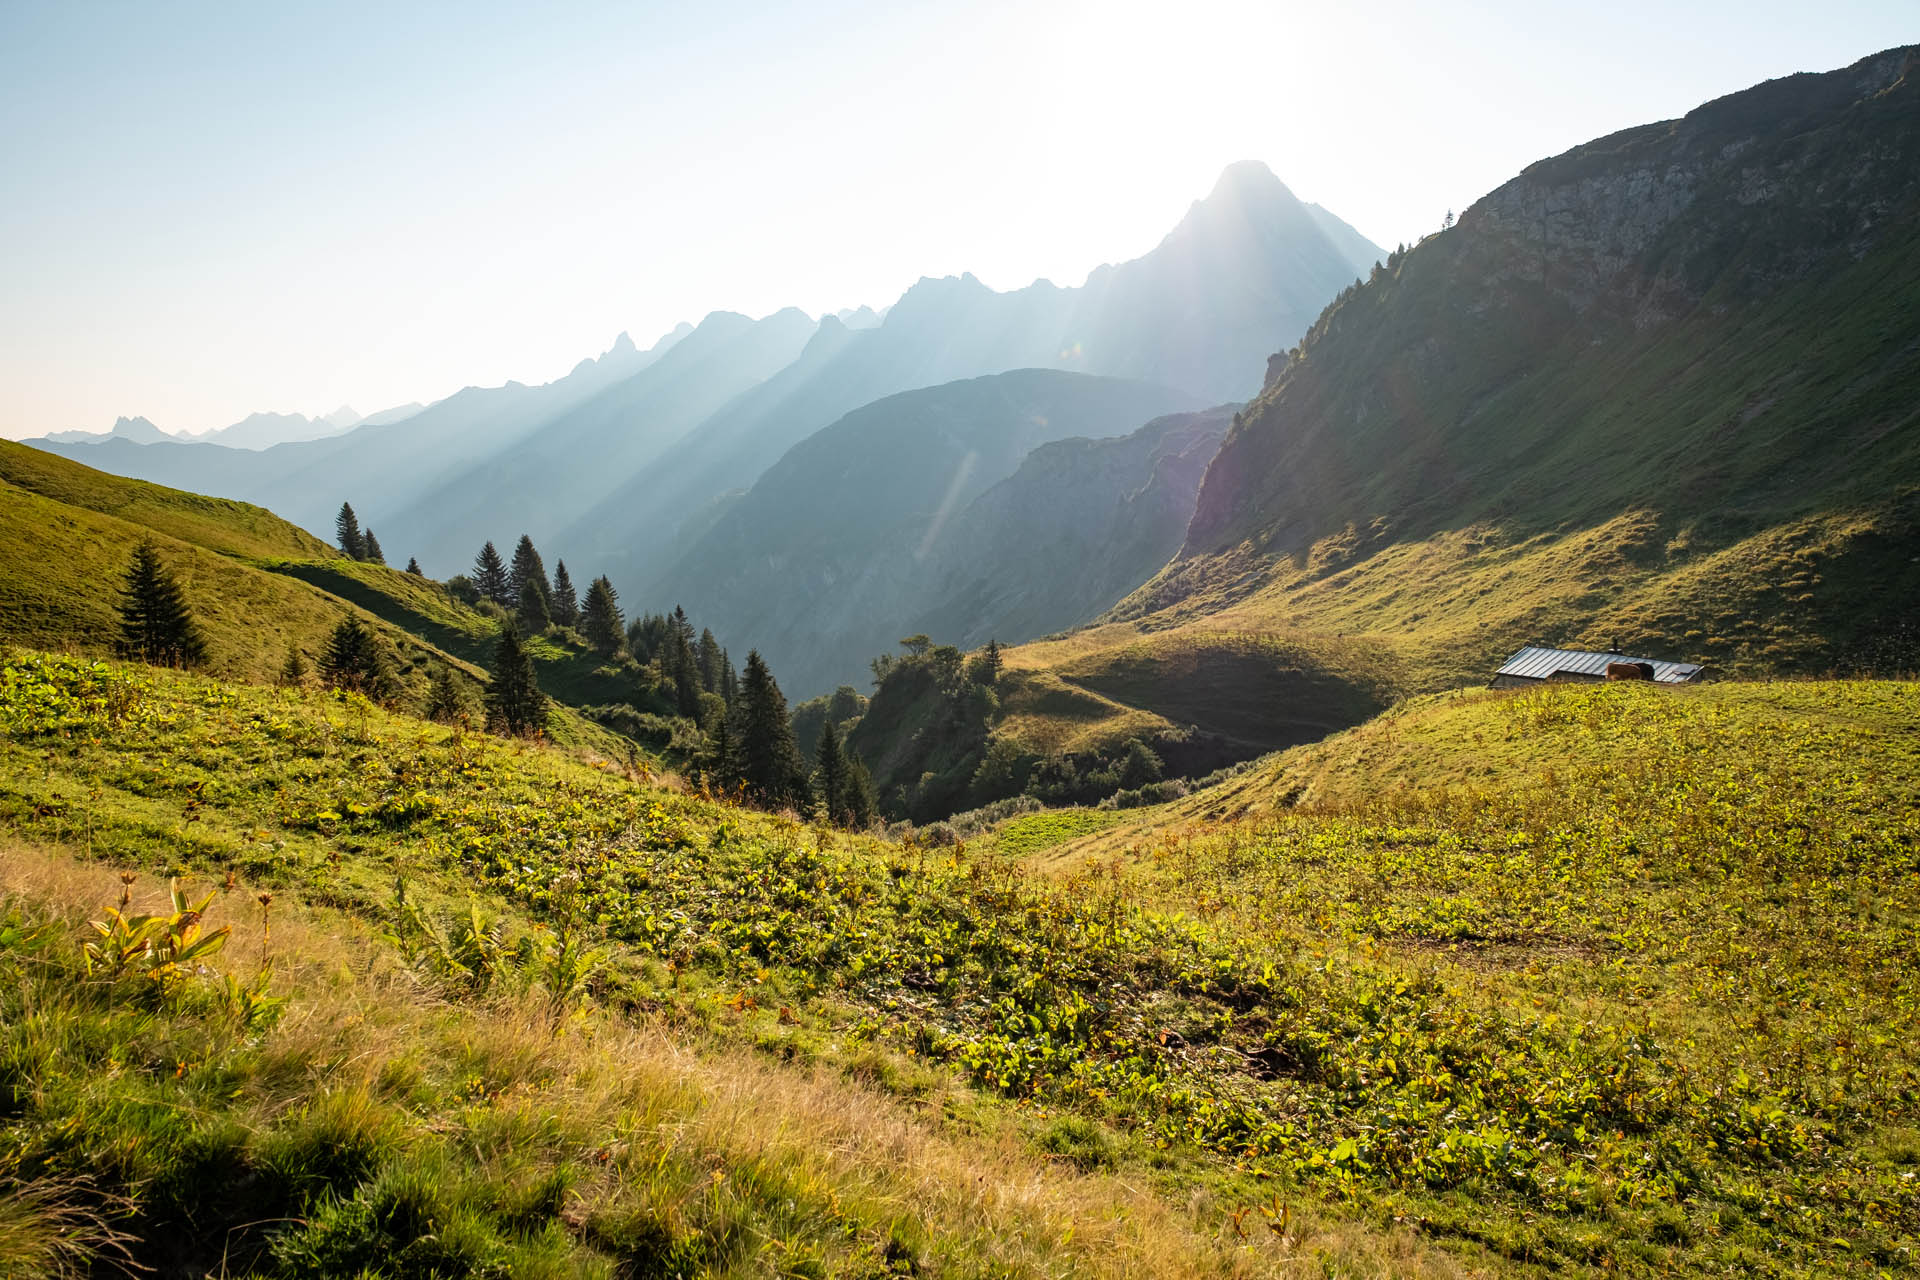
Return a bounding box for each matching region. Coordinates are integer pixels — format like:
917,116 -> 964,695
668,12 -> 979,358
557,162 -> 1377,590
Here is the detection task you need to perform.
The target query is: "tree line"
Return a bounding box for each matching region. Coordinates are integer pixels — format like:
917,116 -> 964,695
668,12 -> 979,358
111,520 -> 879,829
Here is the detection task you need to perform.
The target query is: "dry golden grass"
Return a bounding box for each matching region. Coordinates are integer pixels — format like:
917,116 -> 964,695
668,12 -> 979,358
0,841 -> 1471,1279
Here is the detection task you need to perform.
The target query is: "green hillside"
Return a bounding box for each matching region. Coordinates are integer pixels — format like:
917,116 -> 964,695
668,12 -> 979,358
0,441 -> 637,747
5,649 -> 1918,1275
967,48 -> 1920,778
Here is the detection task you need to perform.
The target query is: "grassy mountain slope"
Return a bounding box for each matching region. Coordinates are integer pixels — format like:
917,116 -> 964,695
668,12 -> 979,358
5,649 -> 1917,1275
982,47 -> 1920,767
0,441 -> 635,742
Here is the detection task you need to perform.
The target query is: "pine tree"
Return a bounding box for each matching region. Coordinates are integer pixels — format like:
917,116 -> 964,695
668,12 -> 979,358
508,535 -> 551,608
516,574 -> 551,632
335,503 -> 366,560
719,649 -> 738,706
472,542 -> 511,606
485,621 -> 547,736
362,528 -> 386,565
581,576 -> 624,654
982,638 -> 1002,684
668,623 -> 702,719
117,541 -> 208,667
735,650 -> 806,810
550,560 -> 579,628
278,645 -> 308,688
844,756 -> 878,830
406,557 -> 425,577
424,665 -> 465,723
697,628 -> 723,693
320,616 -> 396,698
814,717 -> 847,825
700,716 -> 737,791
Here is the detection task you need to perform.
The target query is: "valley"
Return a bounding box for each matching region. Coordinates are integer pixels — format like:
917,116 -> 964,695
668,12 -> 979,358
1,31 -> 1917,1280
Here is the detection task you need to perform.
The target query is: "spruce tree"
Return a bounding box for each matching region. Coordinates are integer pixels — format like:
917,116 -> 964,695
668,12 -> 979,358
117,541 -> 208,667
362,528 -> 386,565
735,650 -> 806,811
814,717 -> 848,825
508,535 -> 551,608
697,628 -> 723,693
668,624 -> 702,719
485,621 -> 547,736
982,638 -> 1002,684
550,560 -> 579,628
718,649 -> 738,706
516,575 -> 551,632
472,542 -> 511,606
424,665 -> 465,723
844,756 -> 878,830
581,576 -> 624,654
335,503 -> 366,560
320,616 -> 396,698
701,716 -> 737,791
406,557 -> 425,577
279,645 -> 308,688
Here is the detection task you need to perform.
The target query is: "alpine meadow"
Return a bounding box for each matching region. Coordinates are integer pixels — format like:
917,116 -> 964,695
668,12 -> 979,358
1,8 -> 1917,1278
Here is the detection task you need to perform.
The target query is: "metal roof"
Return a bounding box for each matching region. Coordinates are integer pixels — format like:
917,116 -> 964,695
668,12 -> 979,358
1494,646 -> 1705,684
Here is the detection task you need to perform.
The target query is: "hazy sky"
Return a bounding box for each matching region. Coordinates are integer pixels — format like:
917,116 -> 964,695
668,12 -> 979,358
2,1 -> 1913,438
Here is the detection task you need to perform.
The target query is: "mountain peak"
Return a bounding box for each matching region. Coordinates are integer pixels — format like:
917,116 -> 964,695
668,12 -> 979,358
1208,159 -> 1293,202
610,331 -> 636,355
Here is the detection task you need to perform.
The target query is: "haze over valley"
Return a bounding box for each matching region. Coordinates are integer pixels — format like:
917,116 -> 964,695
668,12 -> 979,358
1,6 -> 1917,1277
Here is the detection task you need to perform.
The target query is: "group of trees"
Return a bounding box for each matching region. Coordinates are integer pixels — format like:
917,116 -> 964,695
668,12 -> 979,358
697,650 -> 875,826
334,502 -> 388,566
109,533 -> 872,824
469,535 -> 593,640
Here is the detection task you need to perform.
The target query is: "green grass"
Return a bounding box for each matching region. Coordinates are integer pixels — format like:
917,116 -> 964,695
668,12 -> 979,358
992,807 -> 1128,857
0,441 -> 643,755
5,649 -> 1919,1274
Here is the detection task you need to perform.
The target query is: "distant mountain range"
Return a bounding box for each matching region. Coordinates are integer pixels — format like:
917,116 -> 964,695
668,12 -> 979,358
943,43 -> 1920,777
29,401 -> 428,453
24,161 -> 1378,638
646,369 -> 1212,694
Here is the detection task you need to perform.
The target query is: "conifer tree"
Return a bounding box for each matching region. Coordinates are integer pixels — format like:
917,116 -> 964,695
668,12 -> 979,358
844,755 -> 878,830
508,535 -> 551,608
697,628 -> 723,693
279,645 -> 308,688
406,557 -> 425,577
982,638 -> 1002,684
718,649 -> 738,706
701,716 -> 737,791
485,621 -> 547,736
516,575 -> 551,632
581,576 -> 624,654
735,650 -> 807,811
361,528 -> 386,565
424,665 -> 465,723
814,717 -> 848,825
472,542 -> 511,606
320,616 -> 396,698
335,503 -> 366,560
550,560 -> 579,628
117,541 -> 208,667
668,623 -> 702,719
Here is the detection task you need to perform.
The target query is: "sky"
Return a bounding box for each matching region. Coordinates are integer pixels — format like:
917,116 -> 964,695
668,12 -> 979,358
1,0 -> 1913,438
